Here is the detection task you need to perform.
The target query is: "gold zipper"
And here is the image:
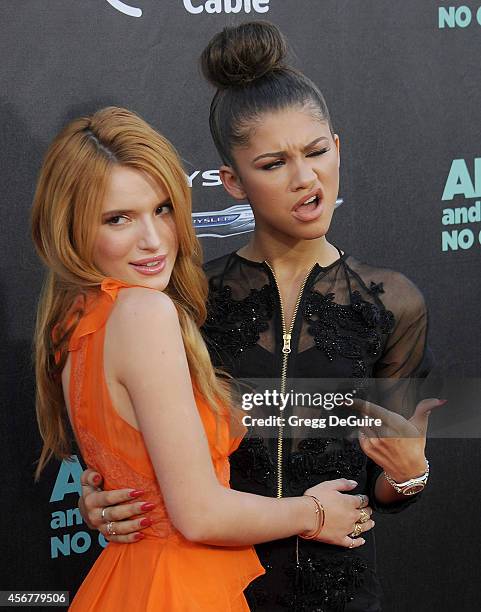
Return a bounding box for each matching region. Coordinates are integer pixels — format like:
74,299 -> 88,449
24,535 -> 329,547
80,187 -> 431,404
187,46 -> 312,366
264,262 -> 315,499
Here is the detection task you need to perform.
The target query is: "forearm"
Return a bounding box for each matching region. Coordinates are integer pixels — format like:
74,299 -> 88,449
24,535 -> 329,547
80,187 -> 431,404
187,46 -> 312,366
183,485 -> 314,546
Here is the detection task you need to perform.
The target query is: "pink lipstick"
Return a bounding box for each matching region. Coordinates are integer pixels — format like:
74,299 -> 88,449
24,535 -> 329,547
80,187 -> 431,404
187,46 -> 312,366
129,255 -> 167,276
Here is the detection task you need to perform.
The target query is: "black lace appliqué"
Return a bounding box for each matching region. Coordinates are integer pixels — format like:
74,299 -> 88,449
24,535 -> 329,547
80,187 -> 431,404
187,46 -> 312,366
303,288 -> 395,378
229,436 -> 276,488
288,438 -> 366,489
282,553 -> 369,612
203,284 -> 275,358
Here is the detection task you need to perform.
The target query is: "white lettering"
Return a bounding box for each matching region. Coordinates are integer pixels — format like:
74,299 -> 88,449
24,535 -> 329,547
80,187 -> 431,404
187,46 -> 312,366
183,0 -> 270,14
252,0 -> 270,13
205,0 -> 222,13
201,169 -> 222,186
183,0 -> 204,14
187,170 -> 200,187
225,0 -> 243,13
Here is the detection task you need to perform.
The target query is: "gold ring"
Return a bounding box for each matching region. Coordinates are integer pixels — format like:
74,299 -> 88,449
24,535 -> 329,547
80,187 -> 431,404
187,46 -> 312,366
351,522 -> 363,538
359,509 -> 370,524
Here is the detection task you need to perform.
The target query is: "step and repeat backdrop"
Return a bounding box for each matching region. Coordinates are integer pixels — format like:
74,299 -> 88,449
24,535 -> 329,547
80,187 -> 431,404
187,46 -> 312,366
1,1 -> 480,610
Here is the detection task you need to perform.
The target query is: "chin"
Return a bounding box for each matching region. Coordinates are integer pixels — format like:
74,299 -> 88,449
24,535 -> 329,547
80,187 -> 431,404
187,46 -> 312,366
119,267 -> 172,291
285,221 -> 331,241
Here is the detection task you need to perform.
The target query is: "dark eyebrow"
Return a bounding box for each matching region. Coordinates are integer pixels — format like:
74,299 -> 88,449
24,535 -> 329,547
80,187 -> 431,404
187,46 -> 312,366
252,136 -> 329,163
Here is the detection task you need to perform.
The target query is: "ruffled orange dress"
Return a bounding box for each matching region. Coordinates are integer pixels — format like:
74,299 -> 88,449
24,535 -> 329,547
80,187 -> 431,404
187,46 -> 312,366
68,278 -> 264,611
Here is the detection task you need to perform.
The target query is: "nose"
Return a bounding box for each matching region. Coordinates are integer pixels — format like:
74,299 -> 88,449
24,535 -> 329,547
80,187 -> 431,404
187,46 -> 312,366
137,217 -> 162,251
290,159 -> 317,192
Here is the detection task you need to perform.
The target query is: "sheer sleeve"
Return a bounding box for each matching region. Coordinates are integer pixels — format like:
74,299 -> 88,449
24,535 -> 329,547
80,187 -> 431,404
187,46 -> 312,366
367,270 -> 433,512
372,270 -> 434,418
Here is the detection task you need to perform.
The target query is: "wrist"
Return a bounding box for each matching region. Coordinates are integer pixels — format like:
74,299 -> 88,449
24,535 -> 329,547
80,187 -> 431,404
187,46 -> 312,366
383,458 -> 429,496
299,495 -> 325,539
386,457 -> 428,483
298,495 -> 317,535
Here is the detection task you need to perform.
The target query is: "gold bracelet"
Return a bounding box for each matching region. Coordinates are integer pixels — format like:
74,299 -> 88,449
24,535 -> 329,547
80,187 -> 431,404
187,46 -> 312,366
299,495 -> 325,540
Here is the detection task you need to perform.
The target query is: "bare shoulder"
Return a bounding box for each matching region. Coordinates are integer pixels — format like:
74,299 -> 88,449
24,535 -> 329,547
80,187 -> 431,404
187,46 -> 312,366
108,287 -> 179,339
114,286 -> 177,317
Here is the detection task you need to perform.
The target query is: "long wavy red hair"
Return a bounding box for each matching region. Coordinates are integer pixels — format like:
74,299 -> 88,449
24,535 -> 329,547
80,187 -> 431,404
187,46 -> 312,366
32,107 -> 229,479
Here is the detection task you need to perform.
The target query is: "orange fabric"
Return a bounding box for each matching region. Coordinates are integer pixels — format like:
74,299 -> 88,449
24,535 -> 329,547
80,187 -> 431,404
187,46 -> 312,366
68,278 -> 264,611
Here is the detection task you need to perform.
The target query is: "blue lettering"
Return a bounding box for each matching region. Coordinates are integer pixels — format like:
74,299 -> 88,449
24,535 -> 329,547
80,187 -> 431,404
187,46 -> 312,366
49,456 -> 83,502
439,6 -> 472,28
71,531 -> 91,554
50,534 -> 71,559
442,159 -> 477,201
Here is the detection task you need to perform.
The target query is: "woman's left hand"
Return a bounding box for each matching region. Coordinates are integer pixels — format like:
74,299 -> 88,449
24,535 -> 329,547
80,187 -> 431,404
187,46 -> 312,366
354,398 -> 447,481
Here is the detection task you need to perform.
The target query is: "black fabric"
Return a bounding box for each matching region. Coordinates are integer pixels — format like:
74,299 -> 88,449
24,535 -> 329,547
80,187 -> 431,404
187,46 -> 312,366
202,249 -> 431,612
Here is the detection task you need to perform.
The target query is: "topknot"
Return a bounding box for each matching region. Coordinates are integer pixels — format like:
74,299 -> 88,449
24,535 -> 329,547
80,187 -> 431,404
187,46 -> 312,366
200,21 -> 288,89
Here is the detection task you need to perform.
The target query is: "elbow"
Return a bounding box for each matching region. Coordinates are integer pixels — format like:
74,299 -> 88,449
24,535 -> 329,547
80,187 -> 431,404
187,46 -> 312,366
175,515 -> 218,543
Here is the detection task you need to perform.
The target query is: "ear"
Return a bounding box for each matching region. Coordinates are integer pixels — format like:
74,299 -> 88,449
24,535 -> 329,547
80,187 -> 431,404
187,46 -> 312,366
219,165 -> 247,201
333,133 -> 340,169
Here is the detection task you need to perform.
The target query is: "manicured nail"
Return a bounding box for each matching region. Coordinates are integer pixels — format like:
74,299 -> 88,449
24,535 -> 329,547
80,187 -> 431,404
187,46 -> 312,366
360,538 -> 365,544
93,475 -> 101,484
133,533 -> 145,541
140,518 -> 152,527
348,480 -> 358,486
129,490 -> 145,498
140,502 -> 156,512
371,521 -> 375,526
437,399 -> 448,406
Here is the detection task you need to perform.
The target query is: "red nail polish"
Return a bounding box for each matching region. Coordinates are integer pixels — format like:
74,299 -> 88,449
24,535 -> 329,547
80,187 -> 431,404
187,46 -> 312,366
140,518 -> 152,527
129,490 -> 145,498
140,502 -> 156,512
133,533 -> 145,541
93,475 -> 101,484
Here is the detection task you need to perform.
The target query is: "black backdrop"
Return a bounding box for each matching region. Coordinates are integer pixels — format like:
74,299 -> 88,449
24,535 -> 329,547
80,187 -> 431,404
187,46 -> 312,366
1,1 -> 480,610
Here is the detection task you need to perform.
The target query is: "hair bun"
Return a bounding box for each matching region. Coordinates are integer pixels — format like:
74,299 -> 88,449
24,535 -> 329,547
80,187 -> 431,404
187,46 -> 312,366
201,21 -> 288,89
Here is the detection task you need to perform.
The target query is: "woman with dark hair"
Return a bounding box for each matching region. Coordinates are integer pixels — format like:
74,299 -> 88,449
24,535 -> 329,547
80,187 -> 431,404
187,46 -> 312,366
79,23 -> 440,611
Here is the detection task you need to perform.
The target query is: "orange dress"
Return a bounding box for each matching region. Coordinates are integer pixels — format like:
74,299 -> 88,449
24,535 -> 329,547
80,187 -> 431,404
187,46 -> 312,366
68,278 -> 264,611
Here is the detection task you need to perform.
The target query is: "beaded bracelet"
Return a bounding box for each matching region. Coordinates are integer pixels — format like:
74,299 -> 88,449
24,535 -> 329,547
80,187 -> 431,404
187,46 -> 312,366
299,495 -> 325,540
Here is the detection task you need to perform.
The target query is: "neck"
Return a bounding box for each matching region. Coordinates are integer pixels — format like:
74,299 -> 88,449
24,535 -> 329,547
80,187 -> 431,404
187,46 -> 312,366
238,228 -> 341,276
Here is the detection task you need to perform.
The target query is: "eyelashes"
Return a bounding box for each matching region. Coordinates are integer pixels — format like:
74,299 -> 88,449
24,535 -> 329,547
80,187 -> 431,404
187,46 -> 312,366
105,202 -> 173,226
261,148 -> 330,171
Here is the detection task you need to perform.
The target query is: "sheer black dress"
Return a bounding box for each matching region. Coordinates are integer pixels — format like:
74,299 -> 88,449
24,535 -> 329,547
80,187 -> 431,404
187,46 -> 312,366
202,248 -> 432,612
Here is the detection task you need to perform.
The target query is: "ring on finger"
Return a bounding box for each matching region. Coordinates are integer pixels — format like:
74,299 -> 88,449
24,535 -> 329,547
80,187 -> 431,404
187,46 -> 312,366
359,508 -> 370,524
350,522 -> 363,538
357,494 -> 368,508
106,521 -> 116,536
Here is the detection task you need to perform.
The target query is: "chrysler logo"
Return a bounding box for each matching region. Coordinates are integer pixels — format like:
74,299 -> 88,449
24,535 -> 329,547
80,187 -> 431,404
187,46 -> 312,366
193,199 -> 344,238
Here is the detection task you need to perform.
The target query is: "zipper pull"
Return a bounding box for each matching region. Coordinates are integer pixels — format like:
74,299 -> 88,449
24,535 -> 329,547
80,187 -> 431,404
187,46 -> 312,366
282,333 -> 292,354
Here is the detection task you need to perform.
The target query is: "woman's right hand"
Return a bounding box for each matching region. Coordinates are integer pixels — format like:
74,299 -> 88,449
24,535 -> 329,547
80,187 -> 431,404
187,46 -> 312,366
79,468 -> 155,543
303,479 -> 374,548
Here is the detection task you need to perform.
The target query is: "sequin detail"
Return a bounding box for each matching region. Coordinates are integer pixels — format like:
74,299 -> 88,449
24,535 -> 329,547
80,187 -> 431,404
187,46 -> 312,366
283,553 -> 369,612
203,284 -> 275,358
229,436 -> 276,489
288,438 -> 366,489
303,289 -> 395,377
